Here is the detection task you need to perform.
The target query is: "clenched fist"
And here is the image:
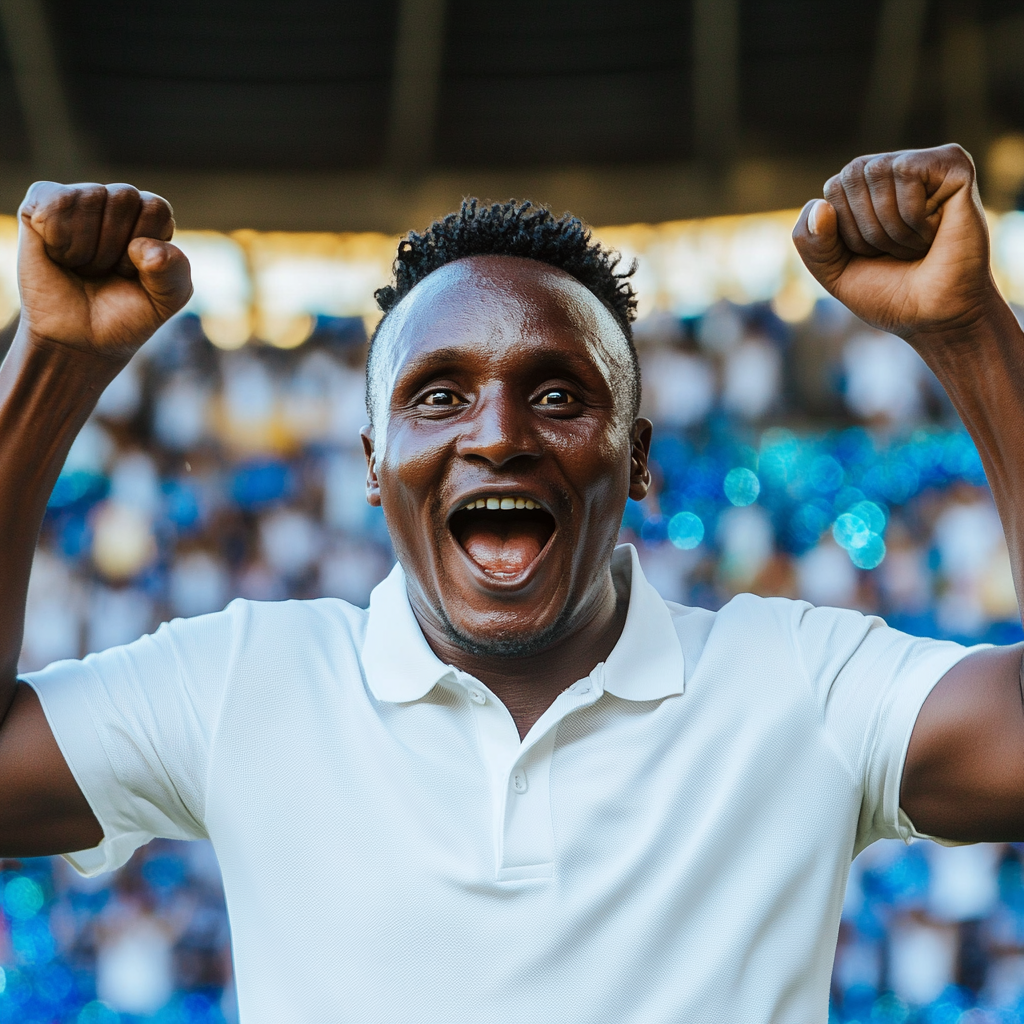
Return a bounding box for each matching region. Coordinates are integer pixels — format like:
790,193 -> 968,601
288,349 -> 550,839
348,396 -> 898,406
793,144 -> 998,341
18,182 -> 193,363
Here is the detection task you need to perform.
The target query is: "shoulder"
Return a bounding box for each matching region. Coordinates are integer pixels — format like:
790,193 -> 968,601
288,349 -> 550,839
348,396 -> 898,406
228,594 -> 369,632
215,594 -> 369,650
702,592 -> 879,645
663,593 -> 886,689
665,592 -> 819,651
133,595 -> 371,677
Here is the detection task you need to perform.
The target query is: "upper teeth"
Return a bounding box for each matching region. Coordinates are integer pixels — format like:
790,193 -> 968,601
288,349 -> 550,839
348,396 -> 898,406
462,496 -> 540,510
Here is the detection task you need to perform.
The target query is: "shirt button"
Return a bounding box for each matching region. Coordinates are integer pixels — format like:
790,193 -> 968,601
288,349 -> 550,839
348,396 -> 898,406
512,771 -> 528,794
468,688 -> 486,705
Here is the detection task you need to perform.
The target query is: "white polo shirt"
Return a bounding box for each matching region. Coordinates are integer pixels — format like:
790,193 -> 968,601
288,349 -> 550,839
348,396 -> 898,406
25,545 -> 972,1024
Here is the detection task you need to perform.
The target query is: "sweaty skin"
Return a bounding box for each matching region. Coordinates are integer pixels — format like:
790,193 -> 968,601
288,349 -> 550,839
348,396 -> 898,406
792,144 -> 1024,841
0,182 -> 192,856
4,146 -> 1024,858
361,256 -> 652,737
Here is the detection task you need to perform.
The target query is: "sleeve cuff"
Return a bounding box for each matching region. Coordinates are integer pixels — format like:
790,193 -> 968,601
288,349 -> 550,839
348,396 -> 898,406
23,662 -> 151,877
887,642 -> 990,844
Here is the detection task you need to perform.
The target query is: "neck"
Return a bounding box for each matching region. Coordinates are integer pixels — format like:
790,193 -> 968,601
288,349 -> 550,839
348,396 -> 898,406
412,567 -> 630,740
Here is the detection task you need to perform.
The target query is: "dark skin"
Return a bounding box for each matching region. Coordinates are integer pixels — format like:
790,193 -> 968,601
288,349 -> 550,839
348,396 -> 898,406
0,182 -> 192,855
1,145 -> 1024,860
361,258 -> 652,736
793,144 -> 1024,841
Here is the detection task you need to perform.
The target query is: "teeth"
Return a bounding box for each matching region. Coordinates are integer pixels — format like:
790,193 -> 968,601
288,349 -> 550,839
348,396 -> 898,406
460,496 -> 541,511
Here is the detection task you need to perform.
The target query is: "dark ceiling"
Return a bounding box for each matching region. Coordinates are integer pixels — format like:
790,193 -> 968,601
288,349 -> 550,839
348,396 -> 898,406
0,0 -> 1021,229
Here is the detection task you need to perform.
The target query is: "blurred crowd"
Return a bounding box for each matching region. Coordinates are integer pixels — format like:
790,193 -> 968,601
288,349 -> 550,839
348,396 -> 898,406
2,290 -> 1024,1023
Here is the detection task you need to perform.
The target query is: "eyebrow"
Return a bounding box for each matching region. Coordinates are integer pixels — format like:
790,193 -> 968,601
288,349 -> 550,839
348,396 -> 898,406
395,341 -> 606,380
394,346 -> 469,377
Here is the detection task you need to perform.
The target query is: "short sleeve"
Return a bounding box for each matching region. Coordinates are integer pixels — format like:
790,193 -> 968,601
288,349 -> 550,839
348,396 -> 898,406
789,603 -> 979,853
22,599 -> 249,876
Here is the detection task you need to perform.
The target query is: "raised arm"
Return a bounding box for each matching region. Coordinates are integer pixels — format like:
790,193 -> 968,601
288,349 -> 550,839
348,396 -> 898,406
0,182 -> 191,856
793,144 -> 1024,842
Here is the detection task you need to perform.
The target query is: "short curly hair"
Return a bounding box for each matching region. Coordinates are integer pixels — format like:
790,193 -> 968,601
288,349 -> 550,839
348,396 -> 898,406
366,198 -> 641,423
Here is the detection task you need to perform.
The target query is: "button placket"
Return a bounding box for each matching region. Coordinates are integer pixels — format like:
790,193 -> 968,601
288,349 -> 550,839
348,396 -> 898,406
455,668 -> 602,882
497,730 -> 558,881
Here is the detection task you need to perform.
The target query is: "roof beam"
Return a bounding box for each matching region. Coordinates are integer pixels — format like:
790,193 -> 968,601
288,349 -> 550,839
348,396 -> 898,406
0,156 -> 837,233
693,0 -> 740,163
860,0 -> 929,152
386,0 -> 447,173
0,0 -> 84,181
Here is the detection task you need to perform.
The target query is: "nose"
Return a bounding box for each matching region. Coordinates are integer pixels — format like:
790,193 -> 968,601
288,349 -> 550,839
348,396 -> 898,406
455,386 -> 541,468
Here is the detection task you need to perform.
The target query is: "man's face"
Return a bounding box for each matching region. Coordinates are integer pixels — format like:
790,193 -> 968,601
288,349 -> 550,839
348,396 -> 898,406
362,255 -> 651,657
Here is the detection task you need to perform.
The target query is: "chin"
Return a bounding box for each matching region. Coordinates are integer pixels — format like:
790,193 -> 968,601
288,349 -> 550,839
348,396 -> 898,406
436,604 -> 571,660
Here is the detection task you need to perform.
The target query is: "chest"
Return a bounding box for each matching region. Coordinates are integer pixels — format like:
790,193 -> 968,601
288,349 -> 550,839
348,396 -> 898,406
209,675 -> 855,1024
205,672 -> 856,896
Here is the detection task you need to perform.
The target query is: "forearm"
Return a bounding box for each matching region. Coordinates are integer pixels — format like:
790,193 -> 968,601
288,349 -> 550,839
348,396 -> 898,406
909,294 -> 1024,616
0,329 -> 124,712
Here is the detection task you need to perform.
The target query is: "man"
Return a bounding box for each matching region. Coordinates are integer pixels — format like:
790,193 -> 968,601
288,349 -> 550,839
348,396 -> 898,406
0,145 -> 1022,1023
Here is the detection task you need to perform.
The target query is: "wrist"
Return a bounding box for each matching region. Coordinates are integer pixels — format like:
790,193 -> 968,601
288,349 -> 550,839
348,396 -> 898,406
12,324 -> 129,388
903,290 -> 1024,438
0,327 -> 125,431
904,282 -> 1020,354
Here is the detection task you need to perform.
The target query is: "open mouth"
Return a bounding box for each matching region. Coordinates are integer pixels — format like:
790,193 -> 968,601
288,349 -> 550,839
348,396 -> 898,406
449,496 -> 557,578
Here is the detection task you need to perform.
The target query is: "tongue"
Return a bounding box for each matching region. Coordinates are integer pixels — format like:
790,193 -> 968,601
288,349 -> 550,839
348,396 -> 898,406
460,520 -> 548,576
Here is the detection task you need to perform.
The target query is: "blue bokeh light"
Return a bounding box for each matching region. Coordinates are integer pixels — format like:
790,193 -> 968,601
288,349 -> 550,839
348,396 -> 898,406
668,512 -> 705,550
723,467 -> 761,506
3,877 -> 43,922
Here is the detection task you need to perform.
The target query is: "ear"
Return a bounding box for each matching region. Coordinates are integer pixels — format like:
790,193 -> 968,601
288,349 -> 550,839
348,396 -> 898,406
360,426 -> 381,507
628,418 -> 653,501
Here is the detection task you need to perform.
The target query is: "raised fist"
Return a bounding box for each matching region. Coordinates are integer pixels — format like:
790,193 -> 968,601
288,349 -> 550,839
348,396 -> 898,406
793,144 -> 998,341
17,182 -> 192,363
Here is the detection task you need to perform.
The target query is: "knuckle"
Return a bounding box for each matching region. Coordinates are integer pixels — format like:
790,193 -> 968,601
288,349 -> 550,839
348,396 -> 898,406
823,175 -> 843,200
839,163 -> 863,188
74,184 -> 107,208
139,192 -> 172,217
22,180 -> 54,204
891,156 -> 915,179
106,183 -> 141,204
863,157 -> 892,182
45,189 -> 80,215
935,143 -> 976,175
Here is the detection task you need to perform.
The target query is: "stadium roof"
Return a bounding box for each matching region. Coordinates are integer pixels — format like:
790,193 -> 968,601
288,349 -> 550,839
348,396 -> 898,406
0,0 -> 1021,230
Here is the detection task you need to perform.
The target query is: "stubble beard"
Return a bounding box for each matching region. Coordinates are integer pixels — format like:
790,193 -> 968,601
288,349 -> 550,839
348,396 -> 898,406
433,601 -> 578,661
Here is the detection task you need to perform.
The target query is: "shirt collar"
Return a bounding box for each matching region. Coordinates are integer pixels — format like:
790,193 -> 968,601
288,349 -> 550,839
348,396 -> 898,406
361,544 -> 685,704
602,544 -> 686,701
362,561 -> 451,703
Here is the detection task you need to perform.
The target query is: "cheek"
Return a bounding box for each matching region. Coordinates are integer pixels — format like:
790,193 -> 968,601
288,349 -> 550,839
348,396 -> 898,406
379,422 -> 444,490
551,418 -> 633,501
375,423 -> 454,535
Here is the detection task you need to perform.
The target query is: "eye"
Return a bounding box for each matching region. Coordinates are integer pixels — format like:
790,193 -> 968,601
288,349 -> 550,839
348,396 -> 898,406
536,388 -> 577,406
421,389 -> 465,406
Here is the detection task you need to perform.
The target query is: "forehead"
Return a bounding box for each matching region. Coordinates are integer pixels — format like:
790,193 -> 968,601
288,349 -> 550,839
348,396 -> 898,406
377,255 -> 631,388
